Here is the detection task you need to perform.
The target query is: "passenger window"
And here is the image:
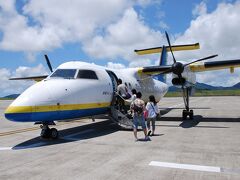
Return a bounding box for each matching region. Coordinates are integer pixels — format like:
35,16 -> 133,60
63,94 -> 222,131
77,70 -> 98,80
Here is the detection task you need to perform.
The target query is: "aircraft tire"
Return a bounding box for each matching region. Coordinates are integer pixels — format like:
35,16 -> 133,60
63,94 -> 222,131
182,110 -> 187,120
189,110 -> 194,119
50,128 -> 59,139
41,128 -> 51,139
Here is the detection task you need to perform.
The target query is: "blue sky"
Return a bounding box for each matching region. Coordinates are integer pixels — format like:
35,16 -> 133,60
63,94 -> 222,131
0,0 -> 240,96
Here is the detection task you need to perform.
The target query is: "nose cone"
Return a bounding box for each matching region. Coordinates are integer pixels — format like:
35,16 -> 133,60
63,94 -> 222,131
4,81 -> 52,122
5,106 -> 33,122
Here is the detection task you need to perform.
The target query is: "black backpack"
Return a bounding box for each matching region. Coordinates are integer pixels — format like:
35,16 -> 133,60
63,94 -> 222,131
133,103 -> 143,114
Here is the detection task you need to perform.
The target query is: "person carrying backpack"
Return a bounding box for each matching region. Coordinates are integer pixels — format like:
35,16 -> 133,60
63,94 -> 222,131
145,95 -> 160,136
130,92 -> 150,141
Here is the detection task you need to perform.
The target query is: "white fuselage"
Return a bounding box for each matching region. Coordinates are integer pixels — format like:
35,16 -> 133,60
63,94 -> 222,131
5,61 -> 168,123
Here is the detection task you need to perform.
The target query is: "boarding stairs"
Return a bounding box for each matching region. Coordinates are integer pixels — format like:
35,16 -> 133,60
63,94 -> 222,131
109,106 -> 133,129
109,94 -> 133,129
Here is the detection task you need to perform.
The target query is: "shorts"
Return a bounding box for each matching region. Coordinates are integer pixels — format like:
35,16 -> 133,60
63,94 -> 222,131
132,115 -> 146,129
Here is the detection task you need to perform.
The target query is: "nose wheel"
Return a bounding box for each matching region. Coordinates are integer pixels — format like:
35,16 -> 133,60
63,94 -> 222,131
40,124 -> 59,139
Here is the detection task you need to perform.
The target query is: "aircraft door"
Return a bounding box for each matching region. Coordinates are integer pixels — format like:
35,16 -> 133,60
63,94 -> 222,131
106,70 -> 118,92
106,70 -> 118,103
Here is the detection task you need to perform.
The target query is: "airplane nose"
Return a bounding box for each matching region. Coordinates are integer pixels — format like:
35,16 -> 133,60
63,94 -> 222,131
5,106 -> 33,122
4,81 -> 53,122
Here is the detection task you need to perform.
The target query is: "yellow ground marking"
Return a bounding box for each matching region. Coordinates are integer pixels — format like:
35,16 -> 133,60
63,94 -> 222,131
0,119 -> 90,137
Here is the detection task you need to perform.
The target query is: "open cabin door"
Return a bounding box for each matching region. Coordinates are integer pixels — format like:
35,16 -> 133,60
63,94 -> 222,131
106,70 -> 118,103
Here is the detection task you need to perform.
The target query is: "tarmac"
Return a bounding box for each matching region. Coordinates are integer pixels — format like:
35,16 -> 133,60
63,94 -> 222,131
0,96 -> 240,180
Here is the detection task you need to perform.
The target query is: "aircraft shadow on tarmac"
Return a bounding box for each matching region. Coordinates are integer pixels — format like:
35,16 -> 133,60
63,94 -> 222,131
13,120 -> 119,150
12,112 -> 239,150
157,114 -> 240,129
159,107 -> 210,116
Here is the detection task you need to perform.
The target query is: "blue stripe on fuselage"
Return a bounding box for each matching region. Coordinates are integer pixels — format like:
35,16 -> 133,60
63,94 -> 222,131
5,107 -> 109,122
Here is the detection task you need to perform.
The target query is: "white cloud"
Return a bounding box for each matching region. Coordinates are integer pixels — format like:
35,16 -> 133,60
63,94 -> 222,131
129,58 -> 152,68
197,69 -> 240,87
0,0 -> 239,89
192,1 -> 207,17
0,0 -> 163,62
176,1 -> 240,59
159,20 -> 169,30
0,0 -> 132,57
174,1 -> 240,86
0,64 -> 48,97
106,62 -> 126,69
83,8 -> 164,61
136,0 -> 162,7
14,64 -> 47,77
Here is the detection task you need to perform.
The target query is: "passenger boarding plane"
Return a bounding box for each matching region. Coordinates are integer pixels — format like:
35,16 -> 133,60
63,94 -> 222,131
4,32 -> 240,139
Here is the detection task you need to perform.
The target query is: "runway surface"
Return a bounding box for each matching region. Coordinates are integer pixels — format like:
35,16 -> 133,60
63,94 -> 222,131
0,96 -> 240,180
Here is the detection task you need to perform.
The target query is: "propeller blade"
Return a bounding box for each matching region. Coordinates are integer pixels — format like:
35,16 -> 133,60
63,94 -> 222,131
184,54 -> 218,67
165,31 -> 176,63
44,54 -> 53,72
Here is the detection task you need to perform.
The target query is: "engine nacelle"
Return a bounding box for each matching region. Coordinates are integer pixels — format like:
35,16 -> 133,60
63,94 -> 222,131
172,66 -> 196,87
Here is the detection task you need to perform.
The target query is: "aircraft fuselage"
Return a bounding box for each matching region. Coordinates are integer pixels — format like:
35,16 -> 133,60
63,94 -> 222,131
5,61 -> 168,123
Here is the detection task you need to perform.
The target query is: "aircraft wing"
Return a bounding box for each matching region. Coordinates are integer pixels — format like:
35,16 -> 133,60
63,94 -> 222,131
189,59 -> 240,72
138,59 -> 240,75
9,75 -> 48,82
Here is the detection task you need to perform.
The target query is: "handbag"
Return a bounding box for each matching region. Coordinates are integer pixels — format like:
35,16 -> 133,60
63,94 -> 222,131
143,110 -> 148,119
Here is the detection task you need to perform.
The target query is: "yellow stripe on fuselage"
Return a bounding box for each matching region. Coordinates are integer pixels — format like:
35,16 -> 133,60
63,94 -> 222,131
5,102 -> 111,114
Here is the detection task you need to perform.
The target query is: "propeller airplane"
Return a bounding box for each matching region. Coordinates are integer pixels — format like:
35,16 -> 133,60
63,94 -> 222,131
4,32 -> 240,139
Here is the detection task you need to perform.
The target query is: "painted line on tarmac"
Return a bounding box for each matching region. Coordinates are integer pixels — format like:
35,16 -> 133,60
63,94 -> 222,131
0,120 -> 87,137
0,147 -> 12,150
149,161 -> 221,173
0,127 -> 39,137
0,142 -> 46,151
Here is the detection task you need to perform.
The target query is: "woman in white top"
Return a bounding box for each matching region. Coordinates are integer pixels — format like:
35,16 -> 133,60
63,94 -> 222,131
145,95 -> 159,136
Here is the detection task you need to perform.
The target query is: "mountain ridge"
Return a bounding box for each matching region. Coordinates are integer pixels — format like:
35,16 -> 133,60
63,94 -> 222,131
168,82 -> 240,91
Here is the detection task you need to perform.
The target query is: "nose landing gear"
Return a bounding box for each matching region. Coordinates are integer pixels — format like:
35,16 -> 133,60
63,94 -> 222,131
40,124 -> 59,139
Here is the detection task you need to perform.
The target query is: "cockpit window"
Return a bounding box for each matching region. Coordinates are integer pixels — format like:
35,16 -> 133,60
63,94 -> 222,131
50,69 -> 76,79
77,70 -> 98,80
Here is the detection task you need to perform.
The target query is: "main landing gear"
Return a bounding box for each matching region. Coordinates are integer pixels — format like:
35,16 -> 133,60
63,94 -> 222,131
182,87 -> 194,120
40,124 -> 59,139
182,109 -> 194,120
